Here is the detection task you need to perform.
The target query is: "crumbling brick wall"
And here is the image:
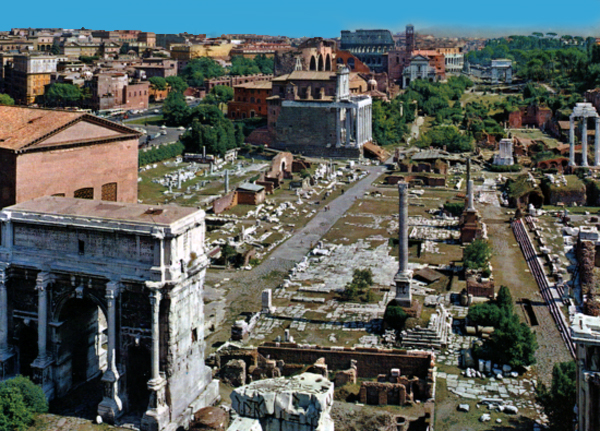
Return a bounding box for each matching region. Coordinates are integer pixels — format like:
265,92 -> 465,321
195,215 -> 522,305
212,192 -> 238,214
578,239 -> 597,295
258,343 -> 433,379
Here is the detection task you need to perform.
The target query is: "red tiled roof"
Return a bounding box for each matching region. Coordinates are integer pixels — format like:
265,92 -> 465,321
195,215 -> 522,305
0,106 -> 139,151
0,106 -> 84,150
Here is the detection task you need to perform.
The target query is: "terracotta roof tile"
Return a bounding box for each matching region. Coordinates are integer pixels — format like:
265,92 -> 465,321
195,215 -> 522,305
0,106 -> 84,150
0,106 -> 139,151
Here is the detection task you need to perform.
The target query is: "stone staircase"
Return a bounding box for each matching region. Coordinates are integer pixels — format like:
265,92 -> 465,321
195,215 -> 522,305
400,304 -> 452,350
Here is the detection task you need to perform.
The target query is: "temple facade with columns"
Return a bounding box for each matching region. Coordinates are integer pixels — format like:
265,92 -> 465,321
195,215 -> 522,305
0,196 -> 218,430
569,102 -> 600,168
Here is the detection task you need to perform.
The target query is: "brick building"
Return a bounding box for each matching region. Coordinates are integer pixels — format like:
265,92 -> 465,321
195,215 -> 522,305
0,106 -> 139,208
87,73 -> 149,111
228,81 -> 272,119
204,74 -> 272,92
134,58 -> 178,78
273,37 -> 337,76
508,105 -> 553,129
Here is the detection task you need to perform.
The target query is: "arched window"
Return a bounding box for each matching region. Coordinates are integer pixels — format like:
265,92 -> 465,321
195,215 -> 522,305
74,188 -> 94,200
101,182 -> 117,201
318,55 -> 324,71
325,54 -> 331,71
337,57 -> 344,65
309,55 -> 316,71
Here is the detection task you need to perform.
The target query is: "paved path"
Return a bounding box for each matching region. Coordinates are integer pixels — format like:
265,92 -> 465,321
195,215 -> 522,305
253,163 -> 389,276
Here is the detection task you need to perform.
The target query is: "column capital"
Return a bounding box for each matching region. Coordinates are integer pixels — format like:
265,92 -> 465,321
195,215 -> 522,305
106,281 -> 120,299
35,272 -> 53,291
149,289 -> 162,305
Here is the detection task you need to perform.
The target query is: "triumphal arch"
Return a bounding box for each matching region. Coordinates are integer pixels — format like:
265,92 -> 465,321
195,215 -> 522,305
0,196 -> 218,430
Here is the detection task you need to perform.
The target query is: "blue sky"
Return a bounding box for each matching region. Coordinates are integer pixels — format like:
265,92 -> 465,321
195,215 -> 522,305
2,0 -> 600,37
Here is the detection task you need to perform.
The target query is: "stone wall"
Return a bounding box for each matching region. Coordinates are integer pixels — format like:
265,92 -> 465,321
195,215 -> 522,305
578,239 -> 597,295
212,192 -> 238,215
274,105 -> 337,148
0,149 -> 16,208
258,343 -> 434,379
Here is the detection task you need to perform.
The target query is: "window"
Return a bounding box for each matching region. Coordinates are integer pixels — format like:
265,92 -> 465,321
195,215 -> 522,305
78,240 -> 85,255
101,182 -> 117,201
51,193 -> 65,197
74,187 -> 94,199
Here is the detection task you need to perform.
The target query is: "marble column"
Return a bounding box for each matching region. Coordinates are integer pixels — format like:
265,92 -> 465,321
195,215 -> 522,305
336,108 -> 342,147
595,117 -> 600,167
98,281 -> 122,423
149,290 -> 161,382
0,265 -> 14,380
142,285 -> 169,431
345,109 -> 352,146
582,117 -> 589,167
569,116 -> 576,167
31,271 -> 54,399
467,180 -> 475,211
394,182 -> 412,306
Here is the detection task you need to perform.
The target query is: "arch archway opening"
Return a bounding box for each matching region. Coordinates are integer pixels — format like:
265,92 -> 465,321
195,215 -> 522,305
309,56 -> 316,71
317,55 -> 324,71
54,297 -> 107,398
126,344 -> 151,413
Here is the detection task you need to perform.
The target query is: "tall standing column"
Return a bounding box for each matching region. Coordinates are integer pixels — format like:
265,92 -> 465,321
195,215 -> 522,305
98,281 -> 122,423
149,289 -> 161,382
142,284 -> 169,431
394,182 -> 412,307
569,115 -> 576,167
345,109 -> 352,146
398,182 -> 408,275
595,117 -> 600,167
582,117 -> 589,167
0,265 -> 14,380
467,180 -> 475,211
31,271 -> 53,399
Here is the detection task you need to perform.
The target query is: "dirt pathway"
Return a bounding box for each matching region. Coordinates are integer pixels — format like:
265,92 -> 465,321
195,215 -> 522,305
481,202 -> 571,384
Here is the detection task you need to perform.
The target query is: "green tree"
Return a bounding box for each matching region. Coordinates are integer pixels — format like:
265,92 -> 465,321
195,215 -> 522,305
496,285 -> 513,315
209,85 -> 234,104
148,76 -> 167,91
44,83 -> 83,107
0,94 -> 14,106
50,44 -> 60,55
165,76 -> 188,93
180,57 -> 224,87
254,54 -> 274,74
222,244 -> 237,267
162,91 -> 189,126
2,376 -> 47,414
537,361 -> 576,431
463,239 -> 493,270
443,202 -> 464,217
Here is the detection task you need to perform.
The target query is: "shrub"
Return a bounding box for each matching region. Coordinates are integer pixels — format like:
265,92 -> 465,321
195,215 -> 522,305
0,385 -> 33,431
384,303 -> 408,331
464,239 -> 492,270
139,142 -> 185,166
444,202 -> 464,217
537,361 -> 576,431
1,376 -> 47,414
488,164 -> 521,173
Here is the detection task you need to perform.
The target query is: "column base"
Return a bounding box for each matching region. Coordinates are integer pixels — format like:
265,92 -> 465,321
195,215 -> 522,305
31,356 -> 54,400
141,377 -> 169,431
0,350 -> 16,380
97,369 -> 123,424
394,272 -> 413,307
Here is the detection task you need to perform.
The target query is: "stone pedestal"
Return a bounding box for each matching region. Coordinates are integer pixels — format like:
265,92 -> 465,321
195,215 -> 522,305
31,356 -> 54,400
261,289 -> 274,314
394,273 -> 412,307
141,377 -> 169,431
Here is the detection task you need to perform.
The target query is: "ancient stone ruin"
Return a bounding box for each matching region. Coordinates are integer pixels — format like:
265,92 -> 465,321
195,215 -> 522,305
229,372 -> 335,431
0,197 -> 219,430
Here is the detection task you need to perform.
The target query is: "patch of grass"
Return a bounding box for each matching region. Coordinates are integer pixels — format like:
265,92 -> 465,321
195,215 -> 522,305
125,115 -> 164,126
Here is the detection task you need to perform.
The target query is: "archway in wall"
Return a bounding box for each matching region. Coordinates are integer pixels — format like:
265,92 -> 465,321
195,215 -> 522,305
347,58 -> 355,70
16,323 -> 37,379
54,297 -> 107,398
337,57 -> 344,65
126,345 -> 151,413
318,55 -> 324,71
325,54 -> 331,71
309,56 -> 316,71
